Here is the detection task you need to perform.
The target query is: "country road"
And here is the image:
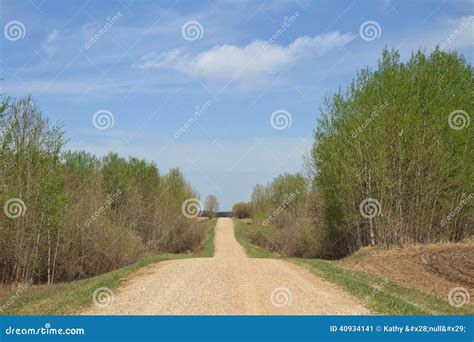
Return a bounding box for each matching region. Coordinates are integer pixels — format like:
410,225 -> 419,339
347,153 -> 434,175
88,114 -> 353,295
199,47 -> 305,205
83,218 -> 369,315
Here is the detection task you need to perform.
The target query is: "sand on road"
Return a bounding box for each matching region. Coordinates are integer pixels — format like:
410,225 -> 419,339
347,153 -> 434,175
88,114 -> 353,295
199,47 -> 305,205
83,218 -> 369,315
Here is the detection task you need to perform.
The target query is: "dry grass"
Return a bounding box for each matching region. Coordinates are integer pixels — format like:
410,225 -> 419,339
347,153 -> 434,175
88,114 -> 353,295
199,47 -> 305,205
338,241 -> 474,305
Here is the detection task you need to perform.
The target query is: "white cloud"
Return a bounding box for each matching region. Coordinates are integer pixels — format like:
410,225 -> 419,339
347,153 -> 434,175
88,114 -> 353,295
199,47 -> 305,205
138,32 -> 354,82
46,29 -> 58,43
41,29 -> 59,57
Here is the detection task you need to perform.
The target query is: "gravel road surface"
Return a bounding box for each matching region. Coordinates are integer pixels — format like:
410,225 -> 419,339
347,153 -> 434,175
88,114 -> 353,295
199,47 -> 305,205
83,218 -> 369,315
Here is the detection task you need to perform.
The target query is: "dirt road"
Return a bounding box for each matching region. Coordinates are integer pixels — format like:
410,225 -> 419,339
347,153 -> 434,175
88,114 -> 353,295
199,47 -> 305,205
83,218 -> 369,315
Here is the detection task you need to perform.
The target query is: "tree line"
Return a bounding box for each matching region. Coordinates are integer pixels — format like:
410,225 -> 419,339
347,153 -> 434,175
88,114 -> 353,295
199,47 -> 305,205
0,96 -> 205,284
247,48 -> 473,258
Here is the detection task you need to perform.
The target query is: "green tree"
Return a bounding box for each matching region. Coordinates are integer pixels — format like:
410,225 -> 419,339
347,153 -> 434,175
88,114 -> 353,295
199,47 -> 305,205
311,47 -> 473,256
232,202 -> 252,218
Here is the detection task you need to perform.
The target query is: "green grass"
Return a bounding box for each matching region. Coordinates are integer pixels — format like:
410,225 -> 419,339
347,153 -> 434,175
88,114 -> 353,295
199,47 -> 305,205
0,219 -> 217,315
291,258 -> 473,315
232,219 -> 274,258
0,254 -> 189,315
235,220 -> 473,315
5,219 -> 470,316
196,218 -> 217,257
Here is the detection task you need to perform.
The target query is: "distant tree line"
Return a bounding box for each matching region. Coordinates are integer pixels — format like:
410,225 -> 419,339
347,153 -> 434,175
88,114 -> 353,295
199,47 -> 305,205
0,96 -> 205,284
247,48 -> 473,259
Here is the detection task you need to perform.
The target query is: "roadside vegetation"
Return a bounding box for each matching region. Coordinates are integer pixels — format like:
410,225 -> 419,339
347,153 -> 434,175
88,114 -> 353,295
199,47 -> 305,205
233,219 -> 273,258
0,95 -> 207,285
236,47 -> 472,315
291,258 -> 473,315
198,218 -> 217,258
247,48 -> 473,259
0,219 -> 216,315
232,202 -> 252,219
234,219 -> 473,315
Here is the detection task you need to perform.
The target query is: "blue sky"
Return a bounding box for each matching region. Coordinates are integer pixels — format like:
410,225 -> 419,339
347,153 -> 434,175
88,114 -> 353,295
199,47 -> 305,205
1,0 -> 472,210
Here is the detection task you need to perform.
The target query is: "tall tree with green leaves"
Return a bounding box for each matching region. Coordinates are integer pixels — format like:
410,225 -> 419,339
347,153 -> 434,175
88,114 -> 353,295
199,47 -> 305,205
311,47 -> 473,257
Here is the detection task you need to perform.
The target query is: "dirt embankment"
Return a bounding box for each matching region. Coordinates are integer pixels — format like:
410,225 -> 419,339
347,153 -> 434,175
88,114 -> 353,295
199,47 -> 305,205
339,242 -> 474,303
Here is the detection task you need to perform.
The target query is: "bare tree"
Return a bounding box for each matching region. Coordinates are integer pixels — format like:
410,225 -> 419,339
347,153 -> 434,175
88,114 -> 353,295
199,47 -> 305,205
0,97 -> 206,284
204,195 -> 219,215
